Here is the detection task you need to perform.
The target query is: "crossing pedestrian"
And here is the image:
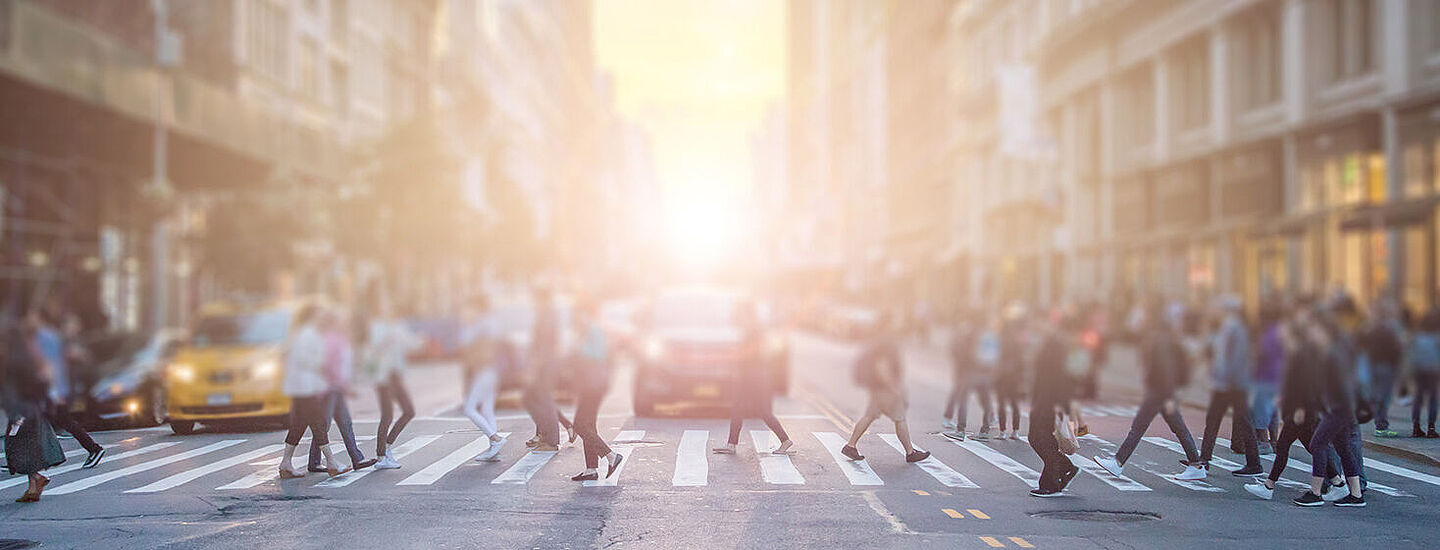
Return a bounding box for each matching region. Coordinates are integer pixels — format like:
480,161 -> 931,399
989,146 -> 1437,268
993,312 -> 1027,440
32,303 -> 104,469
280,304 -> 350,478
1361,300 -> 1405,438
4,322 -> 67,502
945,315 -> 998,441
568,297 -> 623,481
1408,310 -> 1440,438
713,300 -> 794,455
1293,315 -> 1367,507
1197,296 -> 1265,477
941,310 -> 976,433
459,295 -> 509,461
363,289 -> 421,469
523,287 -> 561,452
841,311 -> 930,464
1251,299 -> 1286,454
1092,299 -> 1207,481
307,308 -> 377,473
1027,311 -> 1080,497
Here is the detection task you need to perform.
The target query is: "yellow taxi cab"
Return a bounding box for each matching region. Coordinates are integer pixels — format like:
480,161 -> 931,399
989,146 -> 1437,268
164,301 -> 301,434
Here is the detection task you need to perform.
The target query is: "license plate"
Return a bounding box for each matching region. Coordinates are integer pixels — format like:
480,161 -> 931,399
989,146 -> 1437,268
207,393 -> 232,406
694,384 -> 719,398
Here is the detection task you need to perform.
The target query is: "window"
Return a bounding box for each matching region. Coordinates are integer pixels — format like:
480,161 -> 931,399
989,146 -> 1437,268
1172,40 -> 1209,131
1328,0 -> 1377,83
246,0 -> 289,83
297,37 -> 318,100
1236,5 -> 1281,109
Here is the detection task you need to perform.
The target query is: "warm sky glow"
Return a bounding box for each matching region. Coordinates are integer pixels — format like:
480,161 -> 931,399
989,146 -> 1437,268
594,0 -> 785,210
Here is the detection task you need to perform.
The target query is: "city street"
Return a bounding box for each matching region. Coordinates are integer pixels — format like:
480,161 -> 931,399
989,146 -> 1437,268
4,333 -> 1440,549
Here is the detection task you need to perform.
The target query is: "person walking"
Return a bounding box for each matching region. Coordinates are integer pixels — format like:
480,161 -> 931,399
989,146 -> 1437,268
942,311 -> 976,432
31,303 -> 104,469
1092,300 -> 1207,481
1361,301 -> 1405,438
523,288 -> 561,452
993,314 -> 1027,440
567,298 -> 623,481
280,304 -> 349,479
1027,312 -> 1081,497
308,308 -> 377,473
459,295 -> 509,461
1197,296 -> 1265,477
841,312 -> 930,464
1251,300 -> 1286,454
713,300 -> 794,455
4,322 -> 68,502
946,316 -> 999,441
364,290 -> 421,469
1293,316 -> 1368,507
1408,310 -> 1440,438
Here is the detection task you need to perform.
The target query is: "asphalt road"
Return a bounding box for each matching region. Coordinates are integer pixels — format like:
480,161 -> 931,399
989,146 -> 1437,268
4,334 -> 1440,549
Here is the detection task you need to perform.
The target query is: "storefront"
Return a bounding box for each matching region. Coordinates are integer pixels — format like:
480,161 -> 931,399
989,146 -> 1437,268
1294,118 -> 1388,306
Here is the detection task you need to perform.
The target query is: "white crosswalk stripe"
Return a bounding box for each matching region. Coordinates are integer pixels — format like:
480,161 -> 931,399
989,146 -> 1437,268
49,440 -> 246,495
813,431 -> 882,486
750,430 -> 804,484
1018,435 -> 1149,491
584,430 -> 645,487
126,444 -> 285,493
218,441 -> 358,490
316,436 -> 442,488
1080,435 -> 1222,492
878,433 -> 977,488
672,430 -> 708,487
951,438 -> 1040,489
1143,437 -> 1312,492
1213,436 -> 1413,498
492,449 -> 559,485
398,433 -> 510,486
0,442 -> 180,491
0,448 -> 88,474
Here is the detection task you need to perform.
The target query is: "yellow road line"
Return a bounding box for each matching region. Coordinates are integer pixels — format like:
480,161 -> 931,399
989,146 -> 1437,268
967,508 -> 991,519
1008,537 -> 1034,548
979,536 -> 1006,548
941,508 -> 965,519
797,386 -> 857,433
912,489 -> 930,496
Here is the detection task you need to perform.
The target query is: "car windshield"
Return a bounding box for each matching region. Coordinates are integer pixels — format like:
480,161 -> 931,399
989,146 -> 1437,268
190,310 -> 291,347
651,293 -> 738,329
81,334 -> 151,379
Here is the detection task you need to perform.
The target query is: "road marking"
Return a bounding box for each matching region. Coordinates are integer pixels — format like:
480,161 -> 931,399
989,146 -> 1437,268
1008,536 -> 1035,548
1018,435 -> 1148,492
1143,437 -> 1311,492
967,509 -> 991,519
751,430 -> 804,484
672,430 -> 708,487
219,442 -> 355,490
979,536 -> 1005,548
397,433 -> 510,486
952,439 -> 1040,489
942,508 -> 965,519
316,435 -> 441,488
1214,436 -> 1413,498
912,489 -> 929,496
798,387 -> 856,432
0,442 -> 180,491
812,432 -> 883,486
126,444 -> 284,493
49,440 -> 246,495
585,430 -> 645,487
492,449 -> 559,485
241,436 -> 376,466
1080,435 -> 1222,492
0,448 -> 87,471
879,433 -> 979,488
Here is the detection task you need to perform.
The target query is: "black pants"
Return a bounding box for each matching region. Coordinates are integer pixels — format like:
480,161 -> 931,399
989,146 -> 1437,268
1310,413 -> 1361,478
954,382 -> 993,431
1200,389 -> 1261,469
310,391 -> 364,467
1115,392 -> 1200,465
1269,416 -> 1341,483
1414,371 -> 1439,430
995,385 -> 1022,432
726,398 -> 788,446
284,395 -> 330,447
1028,407 -> 1074,491
47,403 -> 102,454
573,387 -> 612,469
376,372 -> 415,456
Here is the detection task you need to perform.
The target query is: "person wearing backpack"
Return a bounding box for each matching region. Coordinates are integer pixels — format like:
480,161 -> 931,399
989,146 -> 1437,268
1408,310 -> 1440,438
842,311 -> 929,464
1093,299 -> 1207,481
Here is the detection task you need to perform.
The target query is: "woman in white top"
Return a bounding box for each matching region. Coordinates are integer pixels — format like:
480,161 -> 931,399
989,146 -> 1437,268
280,304 -> 351,478
364,291 -> 421,469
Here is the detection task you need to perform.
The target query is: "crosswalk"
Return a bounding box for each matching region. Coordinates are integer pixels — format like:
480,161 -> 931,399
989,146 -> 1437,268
5,426 -> 1439,500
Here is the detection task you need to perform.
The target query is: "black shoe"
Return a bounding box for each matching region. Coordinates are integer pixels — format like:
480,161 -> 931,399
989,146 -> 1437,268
905,450 -> 931,463
1428,428 -> 1439,439
1292,491 -> 1325,507
308,465 -> 328,473
606,453 -> 624,478
571,471 -> 598,482
1231,466 -> 1264,477
1414,427 -> 1427,438
82,448 -> 106,469
1029,488 -> 1063,498
841,445 -> 864,461
353,458 -> 378,471
1334,494 -> 1366,507
1057,465 -> 1080,491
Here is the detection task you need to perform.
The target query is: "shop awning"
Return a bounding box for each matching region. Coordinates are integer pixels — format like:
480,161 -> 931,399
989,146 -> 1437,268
1248,210 -> 1327,239
1338,197 -> 1440,232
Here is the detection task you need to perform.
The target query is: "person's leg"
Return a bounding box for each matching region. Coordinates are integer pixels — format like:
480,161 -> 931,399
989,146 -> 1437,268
1008,396 -> 1021,433
1424,373 -> 1440,429
283,396 -> 319,473
1114,395 -> 1162,465
1160,402 -> 1202,464
1267,421 -> 1300,485
894,418 -> 916,454
727,413 -> 745,446
376,383 -> 394,457
1372,366 -> 1396,432
309,392 -> 338,469
943,385 -> 959,422
50,409 -> 103,454
574,390 -> 610,470
1199,391 -> 1226,462
531,386 -> 560,446
331,392 -> 365,464
307,396 -> 340,471
556,409 -> 574,430
954,385 -> 971,431
1028,410 -> 1069,490
846,397 -> 882,448
464,371 -> 498,437
387,372 -> 416,444
977,383 -> 994,433
1228,390 -> 1262,469
1330,423 -> 1364,497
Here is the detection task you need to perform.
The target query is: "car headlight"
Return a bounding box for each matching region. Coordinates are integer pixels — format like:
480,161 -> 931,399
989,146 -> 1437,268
253,359 -> 280,379
643,338 -> 666,360
169,363 -> 196,383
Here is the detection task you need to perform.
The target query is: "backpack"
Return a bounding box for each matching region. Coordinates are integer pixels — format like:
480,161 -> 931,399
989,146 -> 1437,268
1411,334 -> 1440,373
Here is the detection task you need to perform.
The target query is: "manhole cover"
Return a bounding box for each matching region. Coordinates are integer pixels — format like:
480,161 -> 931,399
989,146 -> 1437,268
0,540 -> 40,550
1030,510 -> 1160,523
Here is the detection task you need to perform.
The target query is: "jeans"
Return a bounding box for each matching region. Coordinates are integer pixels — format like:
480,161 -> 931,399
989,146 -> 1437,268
284,395 -> 329,447
1115,393 -> 1200,466
1027,407 -> 1074,491
995,392 -> 1022,432
953,381 -> 993,431
310,390 -> 364,468
1268,415 -> 1340,483
1370,364 -> 1397,431
1200,389 -> 1261,470
1250,382 -> 1279,432
573,386 -> 612,469
727,397 -> 788,446
1309,412 -> 1361,478
1414,371 -> 1439,430
376,372 -> 415,456
464,370 -> 500,437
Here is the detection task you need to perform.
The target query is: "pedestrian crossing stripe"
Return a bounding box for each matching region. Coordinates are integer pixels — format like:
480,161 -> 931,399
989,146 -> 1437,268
317,435 -> 442,488
49,440 -> 246,495
813,431 -> 883,485
218,441 -> 358,490
398,433 -> 511,486
126,444 -> 284,493
951,438 -> 1041,489
1211,436 -> 1414,498
0,442 -> 181,491
584,430 -> 644,487
878,433 -> 978,488
751,430 -> 804,484
1017,435 -> 1149,492
492,447 -> 559,485
672,430 -> 708,487
1079,435 -> 1223,493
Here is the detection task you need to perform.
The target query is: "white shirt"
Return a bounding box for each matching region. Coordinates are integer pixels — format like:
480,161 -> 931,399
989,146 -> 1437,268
282,324 -> 328,397
365,319 -> 421,381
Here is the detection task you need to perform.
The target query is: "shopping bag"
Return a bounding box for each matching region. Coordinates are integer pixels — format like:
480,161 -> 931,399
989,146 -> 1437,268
1054,411 -> 1080,455
5,401 -> 67,475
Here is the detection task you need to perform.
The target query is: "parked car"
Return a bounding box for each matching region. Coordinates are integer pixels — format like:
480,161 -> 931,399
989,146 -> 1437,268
164,302 -> 298,434
80,329 -> 187,429
631,288 -> 789,416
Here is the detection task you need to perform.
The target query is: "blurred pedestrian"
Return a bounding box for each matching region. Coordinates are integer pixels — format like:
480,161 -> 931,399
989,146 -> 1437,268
363,288 -> 422,469
994,311 -> 1027,440
523,288 -> 561,452
459,295 -> 508,461
1027,311 -> 1080,497
308,308 -> 377,472
33,302 -> 103,469
942,310 -> 976,432
1294,316 -> 1367,507
280,304 -> 350,478
945,315 -> 998,441
4,322 -> 67,502
714,300 -> 793,455
1408,310 -> 1440,438
1251,299 -> 1286,453
842,311 -> 930,464
1197,296 -> 1264,477
1361,300 -> 1405,438
567,298 -> 623,481
1093,299 -> 1207,481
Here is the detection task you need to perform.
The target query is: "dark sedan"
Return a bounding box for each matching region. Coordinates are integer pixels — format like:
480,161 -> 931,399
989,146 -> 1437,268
80,329 -> 187,429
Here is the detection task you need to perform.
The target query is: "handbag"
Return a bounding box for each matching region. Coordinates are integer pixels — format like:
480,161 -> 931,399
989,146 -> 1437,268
5,400 -> 67,475
1054,411 -> 1080,455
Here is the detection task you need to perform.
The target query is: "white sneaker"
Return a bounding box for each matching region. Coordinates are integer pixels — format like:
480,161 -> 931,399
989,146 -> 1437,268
942,420 -> 957,431
1174,465 -> 1207,480
476,437 -> 506,462
1321,484 -> 1346,502
1092,456 -> 1123,477
1243,483 -> 1274,500
772,439 -> 795,455
374,455 -> 402,470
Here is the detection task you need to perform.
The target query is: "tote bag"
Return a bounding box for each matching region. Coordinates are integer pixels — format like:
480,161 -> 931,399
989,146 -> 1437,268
1054,411 -> 1080,455
5,400 -> 67,475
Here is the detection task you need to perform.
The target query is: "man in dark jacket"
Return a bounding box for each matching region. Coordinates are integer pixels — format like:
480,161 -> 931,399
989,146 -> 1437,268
1026,312 -> 1079,497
